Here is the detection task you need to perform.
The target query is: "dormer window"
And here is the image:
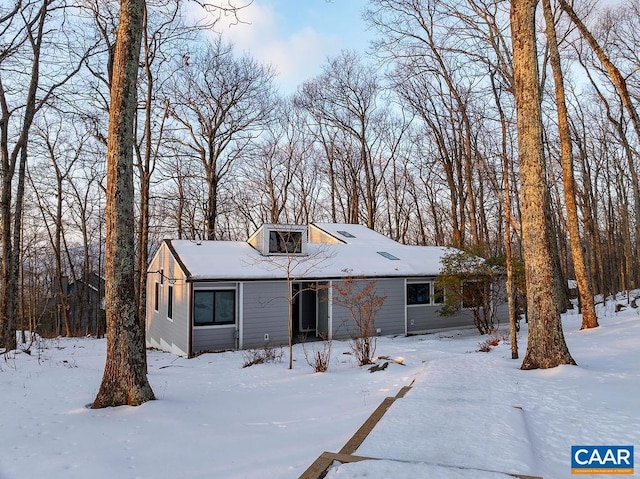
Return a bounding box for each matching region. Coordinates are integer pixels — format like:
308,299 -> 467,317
247,224 -> 308,256
269,230 -> 303,254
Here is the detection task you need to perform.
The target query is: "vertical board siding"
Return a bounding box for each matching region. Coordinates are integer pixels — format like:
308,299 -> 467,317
242,281 -> 290,349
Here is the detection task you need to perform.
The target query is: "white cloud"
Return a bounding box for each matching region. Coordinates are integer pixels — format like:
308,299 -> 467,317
260,27 -> 340,91
184,1 -> 359,93
216,3 -> 340,93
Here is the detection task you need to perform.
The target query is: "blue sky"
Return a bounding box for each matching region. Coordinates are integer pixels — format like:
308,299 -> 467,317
215,0 -> 373,93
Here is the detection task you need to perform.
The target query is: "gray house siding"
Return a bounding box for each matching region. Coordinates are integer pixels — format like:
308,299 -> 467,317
407,299 -> 510,334
331,278 -> 405,340
407,305 -> 473,333
192,326 -> 237,353
191,282 -> 238,354
146,244 -> 190,356
146,232 -> 509,358
242,281 -> 290,349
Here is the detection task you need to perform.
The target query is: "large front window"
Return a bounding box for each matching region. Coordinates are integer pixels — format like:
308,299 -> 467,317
194,290 -> 235,326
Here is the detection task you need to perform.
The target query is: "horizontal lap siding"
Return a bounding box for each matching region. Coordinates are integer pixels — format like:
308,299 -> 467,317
192,326 -> 236,353
407,305 -> 474,333
146,244 -> 189,356
242,281 -> 289,349
407,303 -> 509,334
331,278 -> 405,340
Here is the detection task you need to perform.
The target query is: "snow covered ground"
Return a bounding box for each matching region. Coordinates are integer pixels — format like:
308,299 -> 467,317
1,294 -> 638,479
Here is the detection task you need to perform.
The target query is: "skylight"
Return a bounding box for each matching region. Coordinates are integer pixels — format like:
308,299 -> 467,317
377,251 -> 400,260
337,230 -> 355,238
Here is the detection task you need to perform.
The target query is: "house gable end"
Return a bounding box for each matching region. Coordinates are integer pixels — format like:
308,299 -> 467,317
165,239 -> 192,279
308,223 -> 345,245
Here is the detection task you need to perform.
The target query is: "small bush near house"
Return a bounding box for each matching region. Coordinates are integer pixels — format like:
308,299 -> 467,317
242,344 -> 283,368
477,332 -> 501,352
333,274 -> 386,367
302,335 -> 332,373
436,250 -> 505,335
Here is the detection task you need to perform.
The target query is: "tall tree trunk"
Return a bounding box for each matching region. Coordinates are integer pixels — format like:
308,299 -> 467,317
510,0 -> 576,369
490,71 -> 518,359
0,1 -> 48,352
559,0 -> 640,290
92,0 -> 155,408
542,0 -> 598,329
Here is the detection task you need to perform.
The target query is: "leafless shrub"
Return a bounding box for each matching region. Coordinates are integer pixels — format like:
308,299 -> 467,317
334,274 -> 386,367
242,344 -> 283,368
477,330 -> 501,352
303,335 -> 332,373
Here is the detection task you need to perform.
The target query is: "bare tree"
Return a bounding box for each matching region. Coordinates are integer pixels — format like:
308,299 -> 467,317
489,71 -> 519,358
511,0 -> 575,369
92,0 -> 155,408
238,99 -> 306,226
333,275 -> 386,366
296,51 -> 392,229
27,112 -> 89,336
0,0 -> 94,351
167,37 -> 276,239
541,0 -> 598,329
366,0 -> 515,252
247,229 -> 334,370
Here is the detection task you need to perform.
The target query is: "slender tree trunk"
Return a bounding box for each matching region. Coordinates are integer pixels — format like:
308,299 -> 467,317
0,0 -> 47,351
542,0 -> 598,329
559,0 -> 640,290
92,0 -> 155,408
510,0 -> 576,369
53,171 -> 72,336
490,72 -> 518,359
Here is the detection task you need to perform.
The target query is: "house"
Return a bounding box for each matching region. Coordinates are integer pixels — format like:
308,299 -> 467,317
146,223 -> 503,357
66,272 -> 105,336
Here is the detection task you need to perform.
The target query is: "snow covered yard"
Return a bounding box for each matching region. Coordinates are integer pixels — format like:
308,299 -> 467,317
1,296 -> 639,479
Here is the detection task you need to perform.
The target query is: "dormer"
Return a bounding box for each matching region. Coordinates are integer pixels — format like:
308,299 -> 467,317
247,224 -> 308,256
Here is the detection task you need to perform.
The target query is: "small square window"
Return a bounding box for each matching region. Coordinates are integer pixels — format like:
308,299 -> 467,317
407,283 -> 430,305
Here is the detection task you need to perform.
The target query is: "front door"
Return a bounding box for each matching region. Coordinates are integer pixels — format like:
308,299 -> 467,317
298,282 -> 317,333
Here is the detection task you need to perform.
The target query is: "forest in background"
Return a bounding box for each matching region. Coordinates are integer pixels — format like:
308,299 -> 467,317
1,0 -> 638,340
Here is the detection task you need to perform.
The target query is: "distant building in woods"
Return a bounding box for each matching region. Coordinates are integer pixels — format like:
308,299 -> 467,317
66,272 -> 105,336
146,223 -> 508,357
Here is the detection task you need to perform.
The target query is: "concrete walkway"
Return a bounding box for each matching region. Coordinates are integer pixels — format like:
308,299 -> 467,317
300,356 -> 544,479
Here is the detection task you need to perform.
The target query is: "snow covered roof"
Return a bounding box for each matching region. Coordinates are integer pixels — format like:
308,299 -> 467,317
165,223 -> 454,281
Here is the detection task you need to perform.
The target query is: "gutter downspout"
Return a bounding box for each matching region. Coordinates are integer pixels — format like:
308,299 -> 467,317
237,282 -> 243,349
328,280 -> 333,340
187,281 -> 193,358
